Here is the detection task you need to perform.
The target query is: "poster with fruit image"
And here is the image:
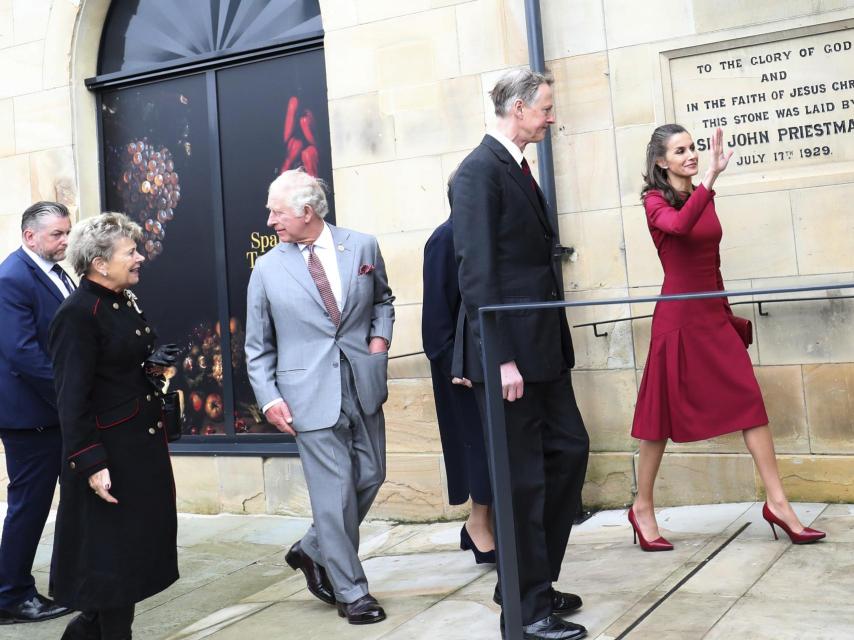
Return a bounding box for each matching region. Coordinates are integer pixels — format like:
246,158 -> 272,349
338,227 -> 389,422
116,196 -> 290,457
101,73 -> 229,436
217,49 -> 334,434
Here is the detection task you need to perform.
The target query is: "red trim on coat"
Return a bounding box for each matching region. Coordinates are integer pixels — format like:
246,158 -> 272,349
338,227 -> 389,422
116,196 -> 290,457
67,442 -> 102,459
92,298 -> 101,315
95,398 -> 140,429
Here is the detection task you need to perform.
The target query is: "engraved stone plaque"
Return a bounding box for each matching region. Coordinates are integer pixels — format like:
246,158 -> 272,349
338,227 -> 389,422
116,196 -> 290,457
669,28 -> 854,176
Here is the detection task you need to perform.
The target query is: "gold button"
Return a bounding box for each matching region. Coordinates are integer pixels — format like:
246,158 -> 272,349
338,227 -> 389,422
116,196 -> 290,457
144,327 -> 151,334
135,329 -> 141,336
148,427 -> 156,435
69,461 -> 76,469
146,394 -> 152,401
112,302 -> 119,309
127,300 -> 132,307
155,391 -> 160,397
156,420 -> 163,428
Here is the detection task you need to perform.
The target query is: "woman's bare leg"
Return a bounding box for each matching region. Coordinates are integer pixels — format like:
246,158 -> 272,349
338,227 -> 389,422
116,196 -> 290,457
743,425 -> 805,532
632,439 -> 668,539
465,500 -> 495,551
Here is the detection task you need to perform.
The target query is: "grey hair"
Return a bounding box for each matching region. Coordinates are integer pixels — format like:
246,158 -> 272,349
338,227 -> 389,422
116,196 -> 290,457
67,212 -> 143,277
21,201 -> 70,233
489,68 -> 554,117
269,169 -> 329,219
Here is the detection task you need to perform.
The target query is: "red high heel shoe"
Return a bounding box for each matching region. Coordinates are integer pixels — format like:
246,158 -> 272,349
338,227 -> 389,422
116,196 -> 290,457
628,506 -> 673,552
762,503 -> 826,544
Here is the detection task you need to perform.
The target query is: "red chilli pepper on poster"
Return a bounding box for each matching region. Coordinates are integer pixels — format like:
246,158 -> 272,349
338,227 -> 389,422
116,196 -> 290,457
301,146 -> 318,177
284,96 -> 299,143
282,137 -> 304,172
299,110 -> 317,146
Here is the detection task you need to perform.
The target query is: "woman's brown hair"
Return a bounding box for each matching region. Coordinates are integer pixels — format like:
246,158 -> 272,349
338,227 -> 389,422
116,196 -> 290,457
641,123 -> 690,209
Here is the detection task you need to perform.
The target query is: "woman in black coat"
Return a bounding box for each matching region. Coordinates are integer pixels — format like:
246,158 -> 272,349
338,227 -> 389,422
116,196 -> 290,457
49,212 -> 179,640
422,177 -> 494,564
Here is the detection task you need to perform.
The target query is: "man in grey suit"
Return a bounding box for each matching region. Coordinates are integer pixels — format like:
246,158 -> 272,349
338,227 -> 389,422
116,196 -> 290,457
246,169 -> 394,625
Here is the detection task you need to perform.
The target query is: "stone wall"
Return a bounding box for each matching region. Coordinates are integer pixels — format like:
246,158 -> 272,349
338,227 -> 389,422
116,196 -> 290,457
1,0 -> 853,520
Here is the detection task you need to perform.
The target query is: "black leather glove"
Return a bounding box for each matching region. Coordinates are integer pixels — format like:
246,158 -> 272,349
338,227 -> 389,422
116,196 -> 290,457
145,343 -> 181,368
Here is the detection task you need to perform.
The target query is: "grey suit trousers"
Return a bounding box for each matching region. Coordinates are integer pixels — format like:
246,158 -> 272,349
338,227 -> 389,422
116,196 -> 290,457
295,357 -> 386,603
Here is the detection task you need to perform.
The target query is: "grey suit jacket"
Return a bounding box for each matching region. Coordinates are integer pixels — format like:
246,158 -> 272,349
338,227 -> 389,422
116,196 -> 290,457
245,224 -> 395,432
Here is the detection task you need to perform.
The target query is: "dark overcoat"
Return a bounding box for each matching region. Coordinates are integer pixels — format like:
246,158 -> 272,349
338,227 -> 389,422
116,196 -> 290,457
421,218 -> 490,506
48,278 -> 178,611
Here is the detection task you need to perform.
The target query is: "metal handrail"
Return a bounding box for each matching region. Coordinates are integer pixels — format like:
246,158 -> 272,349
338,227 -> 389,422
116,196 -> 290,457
388,351 -> 424,360
572,294 -> 854,338
477,281 -> 854,640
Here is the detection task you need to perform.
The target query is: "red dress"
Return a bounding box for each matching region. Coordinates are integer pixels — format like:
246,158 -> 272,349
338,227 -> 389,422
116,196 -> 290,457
631,184 -> 768,442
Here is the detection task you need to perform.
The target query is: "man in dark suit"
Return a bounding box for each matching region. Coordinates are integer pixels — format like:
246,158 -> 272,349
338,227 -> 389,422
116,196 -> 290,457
452,70 -> 590,640
0,202 -> 74,624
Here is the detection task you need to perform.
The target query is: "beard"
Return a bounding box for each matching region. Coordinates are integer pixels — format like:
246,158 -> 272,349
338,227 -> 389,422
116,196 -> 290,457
37,245 -> 66,263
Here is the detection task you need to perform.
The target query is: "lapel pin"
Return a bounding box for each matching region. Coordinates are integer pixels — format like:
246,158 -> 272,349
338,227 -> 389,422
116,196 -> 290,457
337,244 -> 344,252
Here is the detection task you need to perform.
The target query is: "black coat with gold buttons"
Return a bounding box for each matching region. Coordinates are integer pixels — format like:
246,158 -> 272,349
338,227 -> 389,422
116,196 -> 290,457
48,277 -> 178,610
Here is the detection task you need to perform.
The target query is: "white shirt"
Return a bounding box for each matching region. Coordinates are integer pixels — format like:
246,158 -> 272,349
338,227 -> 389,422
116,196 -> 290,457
297,222 -> 342,310
487,129 -> 525,168
21,245 -> 72,299
262,222 -> 343,414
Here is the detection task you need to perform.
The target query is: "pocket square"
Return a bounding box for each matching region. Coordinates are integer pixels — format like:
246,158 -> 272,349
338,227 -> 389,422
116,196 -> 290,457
358,264 -> 375,275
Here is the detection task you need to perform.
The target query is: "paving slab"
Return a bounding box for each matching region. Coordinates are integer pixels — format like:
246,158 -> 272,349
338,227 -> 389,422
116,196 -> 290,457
704,596 -> 854,640
598,592 -> 739,639
745,541 -> 854,604
206,595 -> 440,639
807,503 -> 854,542
4,502 -> 852,640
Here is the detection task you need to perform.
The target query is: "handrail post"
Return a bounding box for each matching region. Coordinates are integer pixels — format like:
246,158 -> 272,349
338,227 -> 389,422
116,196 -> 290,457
480,309 -> 523,640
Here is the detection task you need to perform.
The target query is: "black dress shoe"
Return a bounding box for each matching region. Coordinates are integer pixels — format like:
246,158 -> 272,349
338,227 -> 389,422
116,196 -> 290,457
501,614 -> 587,640
285,541 -> 336,605
337,593 -> 386,625
0,593 -> 72,624
550,590 -> 583,615
460,524 -> 496,564
493,587 -> 583,616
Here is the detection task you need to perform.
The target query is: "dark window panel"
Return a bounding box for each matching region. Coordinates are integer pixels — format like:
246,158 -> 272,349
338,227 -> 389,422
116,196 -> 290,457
100,74 -> 229,437
217,50 -> 334,435
99,0 -> 322,75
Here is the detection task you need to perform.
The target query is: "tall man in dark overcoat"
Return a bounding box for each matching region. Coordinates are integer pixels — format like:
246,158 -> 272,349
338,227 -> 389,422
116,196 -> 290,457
0,202 -> 73,624
451,69 -> 590,640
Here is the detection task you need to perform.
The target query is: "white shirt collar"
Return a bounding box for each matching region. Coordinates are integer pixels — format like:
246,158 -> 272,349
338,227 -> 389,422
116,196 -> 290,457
21,245 -> 57,275
487,129 -> 525,167
298,222 -> 333,253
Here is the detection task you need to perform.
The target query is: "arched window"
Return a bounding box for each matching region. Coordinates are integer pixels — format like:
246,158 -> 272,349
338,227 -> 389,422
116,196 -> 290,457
88,0 -> 331,452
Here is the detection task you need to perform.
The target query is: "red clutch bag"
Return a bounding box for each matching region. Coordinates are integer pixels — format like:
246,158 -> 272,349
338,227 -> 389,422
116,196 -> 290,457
728,315 -> 753,349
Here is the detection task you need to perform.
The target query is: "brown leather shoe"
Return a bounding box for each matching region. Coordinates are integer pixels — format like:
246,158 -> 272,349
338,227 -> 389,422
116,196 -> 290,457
336,594 -> 386,625
284,541 -> 336,605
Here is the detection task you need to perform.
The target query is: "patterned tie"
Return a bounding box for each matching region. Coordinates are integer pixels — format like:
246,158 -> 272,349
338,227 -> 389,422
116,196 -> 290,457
520,158 -> 538,193
306,244 -> 340,326
51,264 -> 76,296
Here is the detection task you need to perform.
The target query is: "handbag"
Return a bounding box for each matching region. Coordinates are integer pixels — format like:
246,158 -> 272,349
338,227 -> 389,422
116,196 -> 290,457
161,390 -> 185,442
728,315 -> 753,349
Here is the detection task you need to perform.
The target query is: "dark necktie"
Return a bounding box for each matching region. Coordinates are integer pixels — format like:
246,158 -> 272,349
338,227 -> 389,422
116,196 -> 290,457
520,157 -> 538,193
306,244 -> 340,326
51,264 -> 76,295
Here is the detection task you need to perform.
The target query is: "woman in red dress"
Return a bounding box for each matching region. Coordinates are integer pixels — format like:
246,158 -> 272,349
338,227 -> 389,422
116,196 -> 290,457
628,125 -> 825,550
